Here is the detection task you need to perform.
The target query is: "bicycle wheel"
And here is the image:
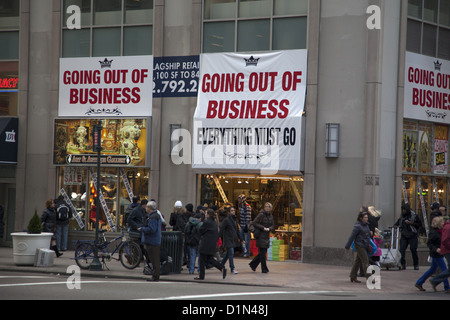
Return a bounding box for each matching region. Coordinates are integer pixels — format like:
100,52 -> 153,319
119,241 -> 142,269
74,242 -> 94,270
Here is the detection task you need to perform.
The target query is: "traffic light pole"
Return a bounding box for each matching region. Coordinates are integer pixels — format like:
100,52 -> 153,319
90,120 -> 103,271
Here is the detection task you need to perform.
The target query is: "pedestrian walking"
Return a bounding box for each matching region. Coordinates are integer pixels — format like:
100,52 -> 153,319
40,199 -> 62,257
195,208 -> 227,280
54,195 -> 72,251
238,194 -> 252,258
367,206 -> 382,235
430,218 -> 450,293
394,203 -> 422,270
139,201 -> 162,282
370,228 -> 382,267
415,216 -> 449,292
249,202 -> 275,273
345,211 -> 371,283
184,213 -> 202,274
220,206 -> 242,274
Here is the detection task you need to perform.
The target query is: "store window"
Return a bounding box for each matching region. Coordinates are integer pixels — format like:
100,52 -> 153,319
203,0 -> 308,53
0,61 -> 18,116
62,0 -> 153,57
57,167 -> 149,232
200,174 -> 303,259
402,119 -> 450,241
407,0 -> 450,59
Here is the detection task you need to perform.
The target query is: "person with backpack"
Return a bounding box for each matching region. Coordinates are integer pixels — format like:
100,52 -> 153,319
184,212 -> 202,274
54,195 -> 72,251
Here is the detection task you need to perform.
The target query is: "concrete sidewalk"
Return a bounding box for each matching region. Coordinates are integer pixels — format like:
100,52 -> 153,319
1,246 -> 448,297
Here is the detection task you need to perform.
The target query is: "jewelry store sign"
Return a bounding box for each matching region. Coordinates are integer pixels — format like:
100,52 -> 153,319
53,119 -> 147,167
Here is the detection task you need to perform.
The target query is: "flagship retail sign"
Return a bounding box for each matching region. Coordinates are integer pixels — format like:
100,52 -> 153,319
192,50 -> 307,173
404,52 -> 450,124
59,55 -> 153,117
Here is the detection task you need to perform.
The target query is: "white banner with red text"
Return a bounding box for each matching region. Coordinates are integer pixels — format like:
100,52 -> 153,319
58,55 -> 153,117
193,50 -> 307,173
404,52 -> 450,123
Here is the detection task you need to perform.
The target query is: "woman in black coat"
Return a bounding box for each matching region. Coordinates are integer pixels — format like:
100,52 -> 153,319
40,199 -> 62,257
220,206 -> 241,274
195,209 -> 227,280
249,202 -> 274,273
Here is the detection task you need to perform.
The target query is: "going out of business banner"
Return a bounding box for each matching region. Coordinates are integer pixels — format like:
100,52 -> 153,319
192,50 -> 307,173
58,55 -> 153,117
404,52 -> 450,123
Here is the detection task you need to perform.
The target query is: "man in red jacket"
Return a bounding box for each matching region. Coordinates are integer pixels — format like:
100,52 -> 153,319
430,219 -> 450,293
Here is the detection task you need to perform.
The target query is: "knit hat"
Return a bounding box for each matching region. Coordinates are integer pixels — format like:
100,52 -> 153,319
174,200 -> 182,208
431,202 -> 440,210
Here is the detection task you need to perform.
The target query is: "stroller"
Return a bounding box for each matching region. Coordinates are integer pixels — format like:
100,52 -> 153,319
380,227 -> 402,270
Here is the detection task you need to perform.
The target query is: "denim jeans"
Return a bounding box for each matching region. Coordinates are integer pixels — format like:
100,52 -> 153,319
240,229 -> 250,256
431,253 -> 450,289
417,257 -> 449,290
221,247 -> 235,271
55,224 -> 69,251
187,245 -> 198,274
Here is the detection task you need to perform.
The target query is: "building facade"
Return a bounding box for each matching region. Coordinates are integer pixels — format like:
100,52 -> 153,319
0,0 -> 449,265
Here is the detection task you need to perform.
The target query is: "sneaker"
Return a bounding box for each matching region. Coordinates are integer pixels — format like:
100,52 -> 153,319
429,279 -> 437,292
415,284 -> 426,292
231,269 -> 238,274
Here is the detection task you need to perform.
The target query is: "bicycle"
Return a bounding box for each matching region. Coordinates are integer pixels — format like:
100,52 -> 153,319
72,230 -> 142,270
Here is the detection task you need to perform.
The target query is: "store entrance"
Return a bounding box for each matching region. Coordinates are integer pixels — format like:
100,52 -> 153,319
199,174 -> 303,260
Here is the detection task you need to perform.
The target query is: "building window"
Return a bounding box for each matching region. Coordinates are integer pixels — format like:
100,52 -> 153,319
0,61 -> 18,116
62,0 -> 153,57
407,0 -> 450,59
203,0 -> 308,53
0,0 -> 19,60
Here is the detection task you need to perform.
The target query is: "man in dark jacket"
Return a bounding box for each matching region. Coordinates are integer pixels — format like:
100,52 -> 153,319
127,199 -> 148,235
195,209 -> 227,280
394,203 -> 422,270
55,195 -> 72,251
139,201 -> 162,282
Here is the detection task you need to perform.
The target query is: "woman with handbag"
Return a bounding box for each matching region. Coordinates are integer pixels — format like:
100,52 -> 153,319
345,211 -> 371,283
249,202 -> 274,273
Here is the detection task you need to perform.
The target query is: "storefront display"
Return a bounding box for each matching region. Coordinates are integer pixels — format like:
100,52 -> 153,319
57,167 -> 149,232
402,118 -> 450,241
199,174 -> 303,259
53,118 -> 148,167
53,118 -> 150,232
